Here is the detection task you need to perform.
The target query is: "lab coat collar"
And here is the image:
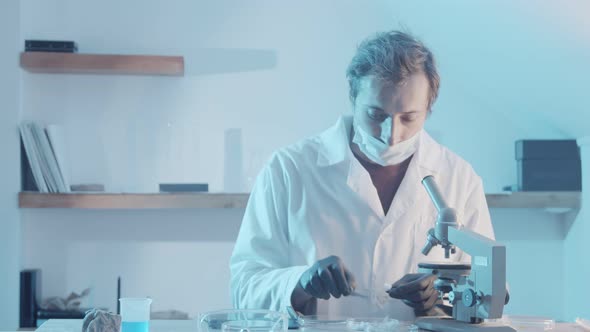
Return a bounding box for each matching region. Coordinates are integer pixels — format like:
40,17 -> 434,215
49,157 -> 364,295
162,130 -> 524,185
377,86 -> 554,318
413,129 -> 442,178
316,115 -> 442,178
316,116 -> 355,167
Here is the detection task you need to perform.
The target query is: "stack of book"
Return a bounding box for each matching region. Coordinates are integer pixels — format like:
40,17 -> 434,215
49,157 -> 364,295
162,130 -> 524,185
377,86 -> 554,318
20,122 -> 70,193
36,309 -> 86,327
25,40 -> 78,53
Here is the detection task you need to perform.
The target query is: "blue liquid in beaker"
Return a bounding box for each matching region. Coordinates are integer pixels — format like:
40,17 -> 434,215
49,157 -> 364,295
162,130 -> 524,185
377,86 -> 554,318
122,321 -> 149,332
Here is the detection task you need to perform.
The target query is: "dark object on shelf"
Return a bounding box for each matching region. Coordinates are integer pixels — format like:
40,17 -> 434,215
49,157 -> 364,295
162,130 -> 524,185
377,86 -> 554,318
501,184 -> 518,192
21,138 -> 39,192
37,309 -> 86,319
116,277 -> 121,315
159,183 -> 209,193
25,40 -> 78,53
70,184 -> 105,192
20,269 -> 42,328
515,139 -> 581,191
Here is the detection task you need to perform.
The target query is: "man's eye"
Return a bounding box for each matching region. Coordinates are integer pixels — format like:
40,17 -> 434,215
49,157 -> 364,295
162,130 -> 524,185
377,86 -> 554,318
368,110 -> 387,121
401,116 -> 416,122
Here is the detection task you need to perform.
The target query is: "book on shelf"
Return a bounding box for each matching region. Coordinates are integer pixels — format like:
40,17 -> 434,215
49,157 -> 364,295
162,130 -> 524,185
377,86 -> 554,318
19,121 -> 70,193
19,123 -> 48,192
46,124 -> 71,192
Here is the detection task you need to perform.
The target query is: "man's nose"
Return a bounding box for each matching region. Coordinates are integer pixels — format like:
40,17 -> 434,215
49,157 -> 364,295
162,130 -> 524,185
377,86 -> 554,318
385,116 -> 403,146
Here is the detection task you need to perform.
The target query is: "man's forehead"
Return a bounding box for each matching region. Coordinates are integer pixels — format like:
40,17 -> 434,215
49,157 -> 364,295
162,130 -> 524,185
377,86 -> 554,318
357,75 -> 429,112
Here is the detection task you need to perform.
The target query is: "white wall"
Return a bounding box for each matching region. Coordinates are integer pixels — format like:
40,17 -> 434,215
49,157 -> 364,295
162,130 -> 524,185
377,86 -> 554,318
17,0 -> 590,323
492,209 -> 566,319
0,0 -> 21,329
564,139 -> 590,321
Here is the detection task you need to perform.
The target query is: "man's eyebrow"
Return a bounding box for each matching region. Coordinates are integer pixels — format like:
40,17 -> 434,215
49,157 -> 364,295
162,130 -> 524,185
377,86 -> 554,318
365,106 -> 425,114
366,105 -> 386,111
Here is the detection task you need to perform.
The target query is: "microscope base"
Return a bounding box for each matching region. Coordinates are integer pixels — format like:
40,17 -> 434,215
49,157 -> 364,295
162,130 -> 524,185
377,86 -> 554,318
415,317 -> 517,332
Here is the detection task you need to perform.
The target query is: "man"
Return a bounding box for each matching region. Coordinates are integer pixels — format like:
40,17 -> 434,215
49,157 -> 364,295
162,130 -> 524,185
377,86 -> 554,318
229,30 -> 494,321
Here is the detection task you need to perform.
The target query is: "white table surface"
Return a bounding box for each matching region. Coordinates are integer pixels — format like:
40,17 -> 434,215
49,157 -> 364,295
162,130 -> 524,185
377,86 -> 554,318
36,320 -> 197,332
35,318 -> 588,332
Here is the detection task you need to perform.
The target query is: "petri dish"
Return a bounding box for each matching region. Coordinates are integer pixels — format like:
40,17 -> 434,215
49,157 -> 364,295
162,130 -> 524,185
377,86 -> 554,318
199,309 -> 288,332
504,315 -> 555,331
346,317 -> 419,332
221,319 -> 285,332
298,314 -> 349,331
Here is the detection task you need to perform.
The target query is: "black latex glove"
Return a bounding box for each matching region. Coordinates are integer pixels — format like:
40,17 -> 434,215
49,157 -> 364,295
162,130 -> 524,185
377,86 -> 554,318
298,255 -> 355,300
387,273 -> 443,316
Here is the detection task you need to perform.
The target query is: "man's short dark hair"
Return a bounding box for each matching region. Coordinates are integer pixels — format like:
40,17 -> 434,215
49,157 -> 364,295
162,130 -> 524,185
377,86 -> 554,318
346,30 -> 440,111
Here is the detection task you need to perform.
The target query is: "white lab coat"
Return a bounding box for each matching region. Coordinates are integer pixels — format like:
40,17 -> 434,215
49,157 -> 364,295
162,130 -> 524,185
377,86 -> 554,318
229,116 -> 495,321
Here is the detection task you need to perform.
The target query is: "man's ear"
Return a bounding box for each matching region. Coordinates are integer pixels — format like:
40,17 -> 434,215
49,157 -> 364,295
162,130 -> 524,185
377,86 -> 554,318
349,92 -> 357,107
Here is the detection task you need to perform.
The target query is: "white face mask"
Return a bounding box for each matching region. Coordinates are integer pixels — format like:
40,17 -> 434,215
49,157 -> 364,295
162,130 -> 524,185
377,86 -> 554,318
352,121 -> 421,166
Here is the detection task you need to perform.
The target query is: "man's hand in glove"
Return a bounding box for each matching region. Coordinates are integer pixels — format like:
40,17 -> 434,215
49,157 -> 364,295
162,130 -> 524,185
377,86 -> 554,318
298,255 -> 355,300
387,273 -> 445,316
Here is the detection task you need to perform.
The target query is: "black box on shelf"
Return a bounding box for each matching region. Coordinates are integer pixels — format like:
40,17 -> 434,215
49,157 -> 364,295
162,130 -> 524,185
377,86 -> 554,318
515,139 -> 581,191
36,309 -> 86,322
20,269 -> 41,328
159,183 -> 209,192
25,40 -> 78,53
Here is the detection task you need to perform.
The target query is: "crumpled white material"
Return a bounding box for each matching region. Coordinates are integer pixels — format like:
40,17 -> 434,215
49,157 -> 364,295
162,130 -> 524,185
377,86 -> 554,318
82,309 -> 121,332
41,288 -> 91,311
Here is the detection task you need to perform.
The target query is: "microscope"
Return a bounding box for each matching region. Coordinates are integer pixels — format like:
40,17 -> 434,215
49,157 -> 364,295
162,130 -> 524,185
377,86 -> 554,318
414,176 -> 516,332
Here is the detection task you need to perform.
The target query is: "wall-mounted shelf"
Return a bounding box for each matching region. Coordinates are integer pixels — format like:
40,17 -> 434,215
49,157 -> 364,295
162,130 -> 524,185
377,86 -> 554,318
20,52 -> 184,76
485,191 -> 580,209
19,192 -> 249,209
18,191 -> 580,210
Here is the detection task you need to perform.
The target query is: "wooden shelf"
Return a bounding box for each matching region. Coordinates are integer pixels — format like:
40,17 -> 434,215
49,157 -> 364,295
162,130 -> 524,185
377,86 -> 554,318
485,191 -> 580,209
20,52 -> 184,76
19,192 -> 249,209
18,191 -> 580,210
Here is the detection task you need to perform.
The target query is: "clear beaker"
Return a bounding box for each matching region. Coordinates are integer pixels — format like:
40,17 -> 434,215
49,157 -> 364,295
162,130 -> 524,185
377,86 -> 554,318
119,298 -> 152,332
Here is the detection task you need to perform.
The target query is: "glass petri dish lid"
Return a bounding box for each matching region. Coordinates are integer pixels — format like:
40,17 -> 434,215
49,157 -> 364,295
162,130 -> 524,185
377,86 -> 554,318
199,309 -> 288,332
221,319 -> 285,332
298,314 -> 349,331
346,317 -> 419,332
504,315 -> 555,331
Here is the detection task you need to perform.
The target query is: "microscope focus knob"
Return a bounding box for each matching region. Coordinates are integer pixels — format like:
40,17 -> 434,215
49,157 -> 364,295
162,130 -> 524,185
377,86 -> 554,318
462,289 -> 477,307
